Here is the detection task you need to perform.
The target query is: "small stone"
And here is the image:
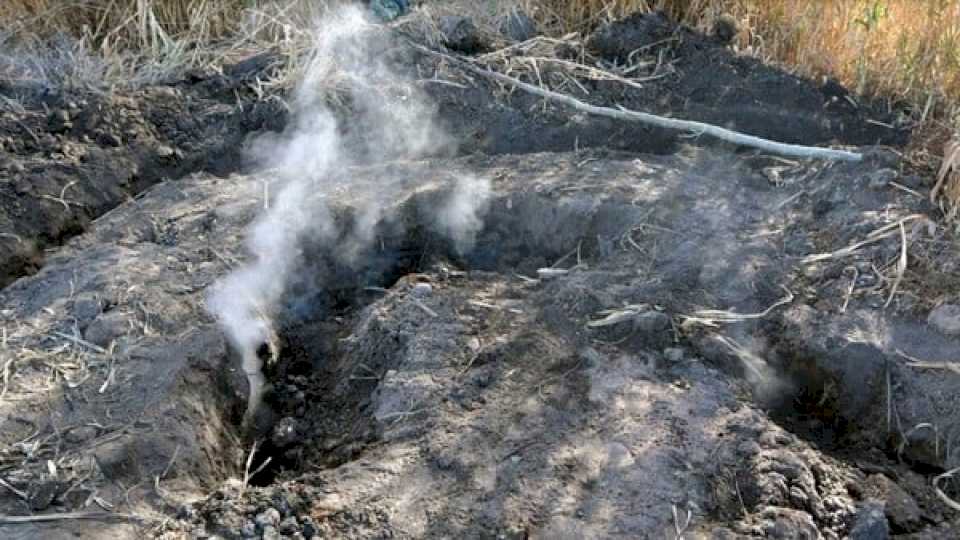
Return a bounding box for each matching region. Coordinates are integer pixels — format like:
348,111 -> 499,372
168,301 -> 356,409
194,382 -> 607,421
868,168 -> 898,189
760,507 -> 818,538
99,132 -> 123,147
71,294 -> 102,329
440,16 -> 484,54
866,474 -> 922,533
278,516 -> 299,534
156,145 -> 176,159
28,480 -> 64,511
411,282 -> 433,297
301,517 -> 318,537
48,110 -> 72,133
83,310 -> 128,348
849,500 -> 889,540
774,432 -> 793,446
632,310 -> 671,348
369,0 -> 409,21
271,417 -> 300,449
261,525 -> 280,540
928,303 -> 960,336
255,508 -> 281,529
713,14 -> 738,44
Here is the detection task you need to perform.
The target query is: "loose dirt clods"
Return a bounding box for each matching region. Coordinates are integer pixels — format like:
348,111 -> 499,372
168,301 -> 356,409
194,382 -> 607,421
0,4 -> 958,539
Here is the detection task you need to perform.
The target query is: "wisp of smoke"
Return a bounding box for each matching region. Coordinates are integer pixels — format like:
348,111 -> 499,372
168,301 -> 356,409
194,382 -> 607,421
206,4 -> 490,427
438,175 -> 492,255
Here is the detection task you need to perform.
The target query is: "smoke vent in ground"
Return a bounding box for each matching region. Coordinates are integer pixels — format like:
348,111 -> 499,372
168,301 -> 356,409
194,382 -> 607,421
228,178 -> 619,483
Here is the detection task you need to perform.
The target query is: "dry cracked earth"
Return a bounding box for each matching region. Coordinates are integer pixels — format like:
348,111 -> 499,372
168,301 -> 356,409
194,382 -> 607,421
0,8 -> 958,540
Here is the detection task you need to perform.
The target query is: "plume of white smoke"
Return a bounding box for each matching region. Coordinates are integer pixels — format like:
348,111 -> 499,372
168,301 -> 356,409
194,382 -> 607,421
437,175 -> 492,255
206,5 -> 489,426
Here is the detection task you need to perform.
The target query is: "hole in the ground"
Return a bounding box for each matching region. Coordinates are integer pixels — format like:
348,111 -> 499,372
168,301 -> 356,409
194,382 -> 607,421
767,352 -> 854,450
767,348 -> 952,484
213,169 -> 678,493
218,184 -> 610,483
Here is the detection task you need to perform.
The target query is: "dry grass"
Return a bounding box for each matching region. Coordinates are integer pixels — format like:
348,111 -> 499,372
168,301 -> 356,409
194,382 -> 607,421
1,0 -> 957,127
0,1 -> 343,89
932,137 -> 960,216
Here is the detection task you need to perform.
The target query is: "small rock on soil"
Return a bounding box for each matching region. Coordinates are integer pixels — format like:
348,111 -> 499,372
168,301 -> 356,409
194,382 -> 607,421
440,16 -> 485,54
928,303 -> 960,336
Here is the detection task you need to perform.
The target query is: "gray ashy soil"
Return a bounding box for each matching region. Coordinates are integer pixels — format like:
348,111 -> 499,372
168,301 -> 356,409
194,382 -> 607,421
0,147 -> 958,538
0,8 -> 959,540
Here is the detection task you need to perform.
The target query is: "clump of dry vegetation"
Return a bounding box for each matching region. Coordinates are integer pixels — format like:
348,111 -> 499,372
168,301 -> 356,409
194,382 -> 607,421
0,1 -> 344,89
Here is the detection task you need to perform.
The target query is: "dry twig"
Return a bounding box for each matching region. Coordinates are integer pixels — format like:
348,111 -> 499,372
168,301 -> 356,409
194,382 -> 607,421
884,221 -> 908,308
897,349 -> 960,375
0,511 -> 147,524
241,440 -> 271,495
681,287 -> 794,329
931,137 -> 960,205
802,214 -> 930,264
933,466 -> 960,512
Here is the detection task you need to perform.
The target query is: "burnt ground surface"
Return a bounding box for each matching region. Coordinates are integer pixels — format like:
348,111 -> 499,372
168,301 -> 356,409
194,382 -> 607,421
0,57 -> 292,289
0,7 -> 957,540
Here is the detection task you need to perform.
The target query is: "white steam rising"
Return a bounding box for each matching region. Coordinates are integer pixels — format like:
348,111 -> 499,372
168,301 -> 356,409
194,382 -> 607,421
206,5 -> 489,425
437,175 -> 492,255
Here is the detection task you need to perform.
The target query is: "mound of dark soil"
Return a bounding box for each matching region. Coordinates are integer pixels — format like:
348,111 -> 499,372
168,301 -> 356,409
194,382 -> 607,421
0,58 -> 287,289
